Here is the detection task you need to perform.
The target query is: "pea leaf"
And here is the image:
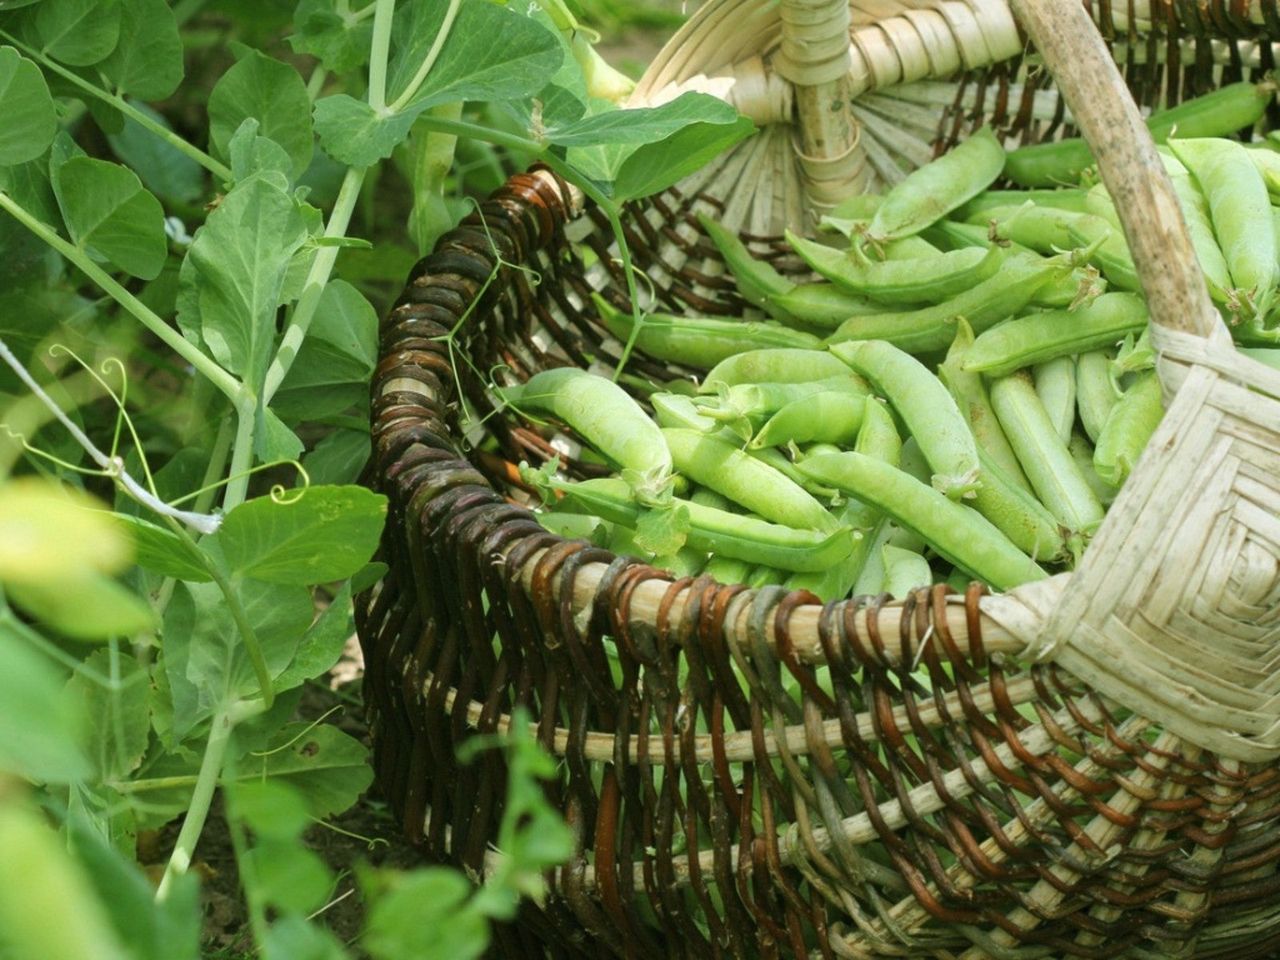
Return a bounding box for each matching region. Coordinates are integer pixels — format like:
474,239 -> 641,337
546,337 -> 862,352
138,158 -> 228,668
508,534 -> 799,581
227,117 -> 294,183
177,174 -> 310,387
302,429 -> 370,486
611,116 -> 756,203
248,841 -> 333,914
274,278 -> 377,413
290,0 -> 371,74
99,0 -> 182,100
261,916 -> 349,960
107,102 -> 203,203
312,94 -> 417,168
208,50 -> 313,180
241,721 -> 371,820
36,0 -> 121,67
0,617 -> 89,782
54,156 -> 167,279
233,780 -> 310,840
215,485 -> 386,585
362,868 -> 488,960
65,647 -> 151,780
254,406 -> 305,463
386,0 -> 561,111
272,581 -> 354,693
163,579 -> 314,735
8,573 -> 155,640
0,46 -> 57,165
113,514 -> 212,582
546,92 -> 739,147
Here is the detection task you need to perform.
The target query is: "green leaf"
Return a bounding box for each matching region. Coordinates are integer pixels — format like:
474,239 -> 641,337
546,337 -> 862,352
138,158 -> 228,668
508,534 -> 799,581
261,914 -> 350,960
313,94 -> 417,169
0,617 -> 89,781
215,485 -> 386,585
8,574 -> 155,641
612,116 -> 755,203
162,579 -> 313,735
302,428 -> 369,486
242,722 -> 371,820
208,50 -> 313,180
36,0 -> 121,67
273,581 -> 354,693
255,406 -> 305,463
547,92 -> 738,147
67,815 -> 201,960
65,647 -> 151,780
98,0 -> 182,100
387,0 -> 562,112
54,155 -> 167,279
228,116 -> 294,183
248,840 -> 333,914
113,514 -> 212,582
362,867 -> 488,960
275,279 -> 377,411
234,780 -> 311,840
0,46 -> 57,164
290,0 -> 371,74
107,101 -> 201,203
177,174 -> 310,386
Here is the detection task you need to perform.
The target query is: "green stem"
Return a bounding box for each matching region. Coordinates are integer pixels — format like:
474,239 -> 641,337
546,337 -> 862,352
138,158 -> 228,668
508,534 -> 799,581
194,415 -> 237,517
223,756 -> 269,948
386,0 -> 464,114
221,399 -> 257,512
306,65 -> 327,103
0,193 -> 243,403
366,0 -> 397,112
2,33 -> 231,183
411,115 -> 542,156
261,166 -> 367,405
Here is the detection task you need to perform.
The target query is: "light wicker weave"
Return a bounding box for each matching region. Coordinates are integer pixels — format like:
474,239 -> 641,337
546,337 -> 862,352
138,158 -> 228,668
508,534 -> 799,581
355,0 -> 1280,955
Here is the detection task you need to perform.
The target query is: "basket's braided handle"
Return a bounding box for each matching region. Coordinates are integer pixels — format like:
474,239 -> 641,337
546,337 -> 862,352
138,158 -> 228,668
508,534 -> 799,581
1007,0 -> 1222,346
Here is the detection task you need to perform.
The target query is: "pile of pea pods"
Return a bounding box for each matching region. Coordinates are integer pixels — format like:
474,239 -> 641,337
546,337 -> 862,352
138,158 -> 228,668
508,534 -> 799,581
513,80 -> 1280,602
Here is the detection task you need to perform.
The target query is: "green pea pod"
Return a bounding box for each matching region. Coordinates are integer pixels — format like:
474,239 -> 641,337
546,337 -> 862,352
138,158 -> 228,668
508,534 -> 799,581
695,376 -> 868,427
700,348 -> 853,389
831,339 -> 981,499
651,392 -> 719,432
1065,214 -> 1140,291
540,475 -> 852,573
1069,431 -> 1118,506
503,367 -> 673,504
882,544 -> 933,599
976,203 -> 1077,253
963,292 -> 1147,377
653,544 -> 709,578
1246,145 -> 1280,202
939,317 -> 1031,490
1158,159 -> 1233,303
689,486 -> 734,511
662,428 -> 838,532
863,126 -> 1006,245
828,192 -> 884,221
1033,356 -> 1077,445
797,452 -> 1046,590
766,282 -> 895,329
1169,137 -> 1277,320
826,250 -> 1071,353
956,188 -> 1089,220
698,212 -> 796,319
592,294 -> 820,369
854,395 -> 902,467
1003,80 -> 1274,186
1094,371 -> 1164,488
704,554 -> 753,585
970,446 -> 1068,562
852,520 -> 895,596
750,390 -> 865,449
786,230 -> 1002,305
1075,348 -> 1120,444
989,370 -> 1105,543
538,511 -> 611,545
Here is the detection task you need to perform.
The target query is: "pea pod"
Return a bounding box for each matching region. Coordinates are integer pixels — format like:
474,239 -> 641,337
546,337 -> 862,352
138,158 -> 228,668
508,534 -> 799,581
989,370 -> 1105,542
957,188 -> 1088,220
700,348 -> 853,389
1065,214 -> 1140,291
1094,371 -> 1164,487
862,126 -> 1006,246
786,230 -> 1002,304
1169,137 -> 1277,320
1069,432 -> 1118,506
695,376 -> 869,427
592,294 -> 820,369
767,282 -> 895,329
854,395 -> 901,467
882,544 -> 933,599
1075,348 -> 1120,445
1156,156 -> 1233,303
939,317 -> 1031,489
826,250 -> 1070,354
651,392 -> 718,432
970,446 -> 1068,562
503,368 -> 672,502
542,475 -> 853,573
1003,80 -> 1274,186
831,339 -> 981,499
797,452 -> 1046,590
1033,356 -> 1077,445
750,390 -> 865,449
662,428 -> 838,532
977,203 -> 1077,253
698,213 -> 795,318
704,554 -> 753,585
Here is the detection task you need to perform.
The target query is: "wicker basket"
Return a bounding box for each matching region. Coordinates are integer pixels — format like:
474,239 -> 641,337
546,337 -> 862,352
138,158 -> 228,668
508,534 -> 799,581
356,0 -> 1280,956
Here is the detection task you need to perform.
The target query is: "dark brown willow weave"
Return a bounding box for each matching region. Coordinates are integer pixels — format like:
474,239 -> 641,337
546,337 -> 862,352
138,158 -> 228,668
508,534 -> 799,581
356,12 -> 1280,959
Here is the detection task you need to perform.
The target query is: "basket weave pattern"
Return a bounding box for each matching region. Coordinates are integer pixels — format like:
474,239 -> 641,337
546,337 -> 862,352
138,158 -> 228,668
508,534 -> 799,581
357,0 -> 1280,956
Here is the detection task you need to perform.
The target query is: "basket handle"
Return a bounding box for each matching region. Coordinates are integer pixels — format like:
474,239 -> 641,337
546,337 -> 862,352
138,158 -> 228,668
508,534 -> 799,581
1007,0 -> 1222,344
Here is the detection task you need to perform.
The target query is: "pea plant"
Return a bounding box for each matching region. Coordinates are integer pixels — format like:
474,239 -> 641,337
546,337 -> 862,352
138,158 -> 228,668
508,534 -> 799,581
0,0 -> 750,956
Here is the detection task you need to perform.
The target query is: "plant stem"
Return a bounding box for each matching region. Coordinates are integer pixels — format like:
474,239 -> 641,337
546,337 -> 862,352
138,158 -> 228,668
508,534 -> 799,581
412,115 -> 543,155
1,33 -> 232,183
224,769 -> 269,948
387,0 -> 464,114
262,166 -> 366,405
221,399 -> 257,511
366,0 -> 397,112
0,194 -> 242,403
306,65 -> 328,102
194,415 -> 236,517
